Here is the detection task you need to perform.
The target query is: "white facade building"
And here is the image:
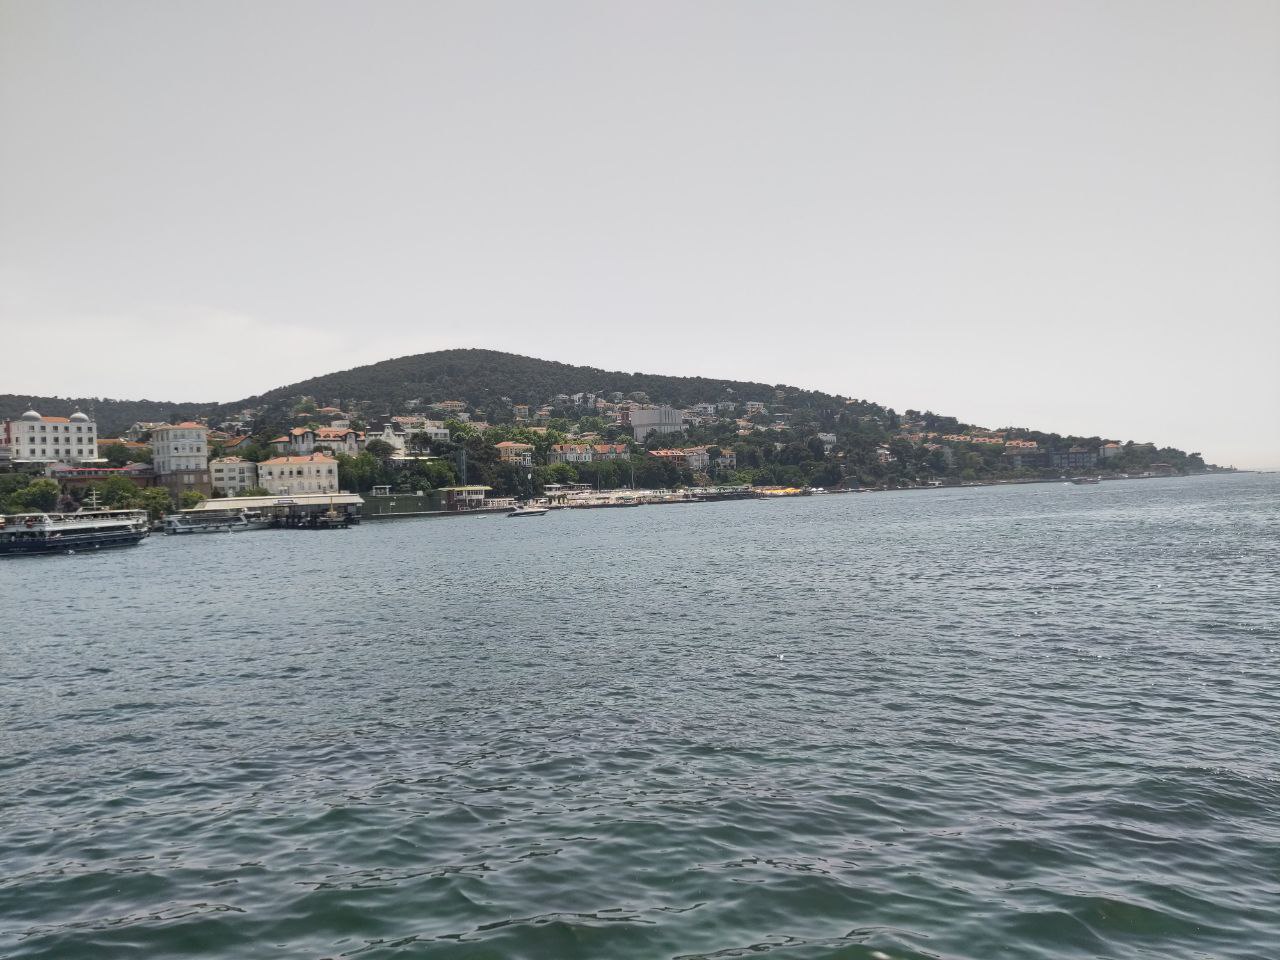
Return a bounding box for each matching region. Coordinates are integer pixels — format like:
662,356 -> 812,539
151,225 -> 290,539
258,454 -> 339,496
630,405 -> 683,441
151,421 -> 212,494
210,457 -> 260,494
1,409 -> 98,464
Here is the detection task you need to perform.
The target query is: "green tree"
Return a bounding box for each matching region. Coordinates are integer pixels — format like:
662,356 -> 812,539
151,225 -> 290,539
90,476 -> 143,507
180,490 -> 207,509
365,438 -> 396,463
136,487 -> 174,520
8,479 -> 60,512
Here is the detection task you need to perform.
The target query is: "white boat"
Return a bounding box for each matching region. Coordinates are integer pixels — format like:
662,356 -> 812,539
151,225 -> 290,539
1,509 -> 149,555
507,504 -> 549,518
164,509 -> 270,534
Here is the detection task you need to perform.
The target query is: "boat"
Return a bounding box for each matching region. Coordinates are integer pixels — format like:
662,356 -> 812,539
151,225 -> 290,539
0,509 -> 150,556
1070,477 -> 1101,485
507,503 -> 549,517
164,509 -> 269,534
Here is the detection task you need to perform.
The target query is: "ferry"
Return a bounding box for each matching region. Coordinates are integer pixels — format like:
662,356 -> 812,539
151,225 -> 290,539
0,509 -> 150,556
163,509 -> 269,534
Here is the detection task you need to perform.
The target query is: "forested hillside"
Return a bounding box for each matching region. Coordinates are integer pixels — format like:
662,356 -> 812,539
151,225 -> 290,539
220,349 -> 830,419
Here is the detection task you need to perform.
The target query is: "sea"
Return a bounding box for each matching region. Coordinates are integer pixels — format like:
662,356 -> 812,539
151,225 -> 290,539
1,473 -> 1277,960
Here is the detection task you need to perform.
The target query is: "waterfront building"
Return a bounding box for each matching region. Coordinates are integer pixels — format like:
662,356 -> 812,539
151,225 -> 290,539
152,421 -> 212,496
495,441 -> 534,466
437,485 -> 491,510
1003,448 -> 1047,470
257,454 -> 339,496
210,456 -> 260,494
1051,446 -> 1098,471
1100,442 -> 1122,459
2,409 -> 99,465
630,405 -> 683,441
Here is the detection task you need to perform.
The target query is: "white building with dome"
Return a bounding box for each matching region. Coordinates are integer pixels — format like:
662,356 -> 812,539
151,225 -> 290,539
1,408 -> 100,465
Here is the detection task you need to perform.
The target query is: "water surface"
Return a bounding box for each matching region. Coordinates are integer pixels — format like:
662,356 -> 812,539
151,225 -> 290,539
2,474 -> 1278,959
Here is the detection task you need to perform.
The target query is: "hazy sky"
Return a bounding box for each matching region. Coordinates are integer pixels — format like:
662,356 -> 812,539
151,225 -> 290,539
2,1 -> 1277,466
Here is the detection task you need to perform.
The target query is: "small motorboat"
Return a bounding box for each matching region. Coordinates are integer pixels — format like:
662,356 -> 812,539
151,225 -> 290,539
507,503 -> 549,518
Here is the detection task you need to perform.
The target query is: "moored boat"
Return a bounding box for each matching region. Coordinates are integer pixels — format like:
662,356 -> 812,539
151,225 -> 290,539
0,509 -> 150,556
164,509 -> 269,534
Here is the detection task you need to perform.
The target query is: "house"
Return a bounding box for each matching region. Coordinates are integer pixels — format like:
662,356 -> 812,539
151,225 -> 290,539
257,454 -> 339,496
683,447 -> 711,473
392,417 -> 451,442
817,432 -> 837,453
2,409 -> 99,465
592,444 -> 628,461
745,401 -> 768,415
495,441 -> 534,467
152,421 -> 212,496
715,449 -> 737,472
364,420 -> 410,453
125,421 -> 168,442
1099,442 -> 1122,459
210,457 -> 260,494
647,449 -> 688,470
512,404 -> 530,421
550,443 -> 593,464
269,426 -> 363,456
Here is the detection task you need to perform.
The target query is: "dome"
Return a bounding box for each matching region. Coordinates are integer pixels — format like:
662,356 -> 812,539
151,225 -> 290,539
21,409 -> 40,421
70,411 -> 90,422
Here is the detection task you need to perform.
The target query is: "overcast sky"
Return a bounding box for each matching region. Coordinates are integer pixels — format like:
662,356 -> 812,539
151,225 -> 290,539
2,1 -> 1277,466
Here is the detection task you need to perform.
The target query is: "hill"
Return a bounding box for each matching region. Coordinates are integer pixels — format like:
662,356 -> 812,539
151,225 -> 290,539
5,350 -> 1215,484
223,348 -> 831,417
